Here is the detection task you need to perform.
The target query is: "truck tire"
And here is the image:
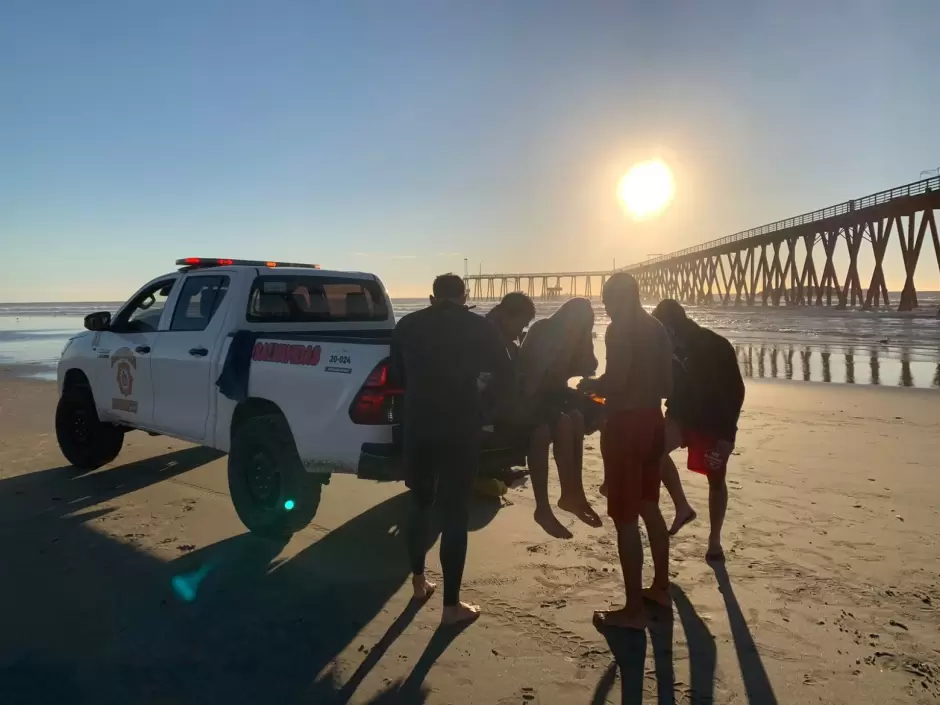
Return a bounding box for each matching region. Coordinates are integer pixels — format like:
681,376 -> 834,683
55,389 -> 124,471
228,413 -> 322,538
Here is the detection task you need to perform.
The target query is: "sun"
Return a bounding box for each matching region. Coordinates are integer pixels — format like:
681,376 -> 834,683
617,159 -> 675,220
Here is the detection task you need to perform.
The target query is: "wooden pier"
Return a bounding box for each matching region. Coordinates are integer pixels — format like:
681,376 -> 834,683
465,176 -> 940,311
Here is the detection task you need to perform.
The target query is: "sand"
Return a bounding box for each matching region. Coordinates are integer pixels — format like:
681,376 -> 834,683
0,375 -> 938,705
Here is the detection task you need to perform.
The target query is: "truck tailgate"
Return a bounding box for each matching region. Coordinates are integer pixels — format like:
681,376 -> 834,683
241,333 -> 394,473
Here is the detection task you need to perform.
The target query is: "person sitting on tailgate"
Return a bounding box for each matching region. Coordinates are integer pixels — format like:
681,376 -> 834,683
518,297 -> 601,534
485,293 -> 568,535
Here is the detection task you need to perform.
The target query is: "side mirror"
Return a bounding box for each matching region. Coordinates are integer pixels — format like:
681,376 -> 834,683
84,311 -> 111,332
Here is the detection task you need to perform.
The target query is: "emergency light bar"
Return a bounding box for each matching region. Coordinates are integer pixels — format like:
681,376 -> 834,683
176,258 -> 321,270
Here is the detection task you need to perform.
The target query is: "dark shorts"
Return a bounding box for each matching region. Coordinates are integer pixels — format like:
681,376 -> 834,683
601,408 -> 665,522
403,437 -> 478,509
531,387 -> 580,426
530,388 -> 604,434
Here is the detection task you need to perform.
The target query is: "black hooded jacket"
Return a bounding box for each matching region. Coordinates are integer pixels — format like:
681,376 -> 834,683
391,301 -> 514,443
666,324 -> 745,442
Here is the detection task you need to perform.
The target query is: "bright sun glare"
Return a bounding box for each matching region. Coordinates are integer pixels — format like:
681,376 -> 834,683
617,159 -> 675,220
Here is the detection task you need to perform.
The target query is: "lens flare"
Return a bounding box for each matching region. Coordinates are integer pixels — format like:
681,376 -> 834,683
617,159 -> 675,220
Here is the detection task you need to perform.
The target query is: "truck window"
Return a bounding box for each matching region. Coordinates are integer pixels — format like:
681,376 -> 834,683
112,278 -> 177,333
246,276 -> 388,323
170,275 -> 230,331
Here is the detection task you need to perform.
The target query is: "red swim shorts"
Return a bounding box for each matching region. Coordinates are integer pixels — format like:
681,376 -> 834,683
683,428 -> 731,475
600,408 -> 665,522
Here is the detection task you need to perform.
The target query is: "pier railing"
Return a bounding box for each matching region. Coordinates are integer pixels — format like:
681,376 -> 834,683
625,176 -> 940,270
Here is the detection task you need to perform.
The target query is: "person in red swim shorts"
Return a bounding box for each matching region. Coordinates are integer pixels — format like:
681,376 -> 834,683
652,299 -> 745,563
579,273 -> 674,630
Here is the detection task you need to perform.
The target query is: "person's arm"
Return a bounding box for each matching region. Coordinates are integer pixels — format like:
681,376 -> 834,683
389,321 -> 406,388
660,330 -> 674,400
706,339 -> 744,442
570,334 -> 599,379
582,321 -> 631,396
724,341 -> 746,414
479,317 -> 515,403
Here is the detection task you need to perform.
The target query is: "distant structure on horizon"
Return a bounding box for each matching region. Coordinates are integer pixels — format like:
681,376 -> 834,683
465,176 -> 940,312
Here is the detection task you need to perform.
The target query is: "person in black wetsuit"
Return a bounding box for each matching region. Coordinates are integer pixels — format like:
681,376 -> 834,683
391,274 -> 514,625
651,299 -> 745,562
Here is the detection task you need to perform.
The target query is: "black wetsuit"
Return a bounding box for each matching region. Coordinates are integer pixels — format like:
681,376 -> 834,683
391,301 -> 512,606
666,324 -> 745,443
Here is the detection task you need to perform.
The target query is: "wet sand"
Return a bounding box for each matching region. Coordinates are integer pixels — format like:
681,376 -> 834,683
0,376 -> 938,704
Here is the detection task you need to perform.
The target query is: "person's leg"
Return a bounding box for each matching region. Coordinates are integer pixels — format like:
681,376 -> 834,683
551,412 -> 575,497
557,410 -> 601,526
437,442 -> 481,624
636,412 -> 670,608
706,470 -> 728,561
639,500 -> 670,606
405,443 -> 437,600
661,418 -> 696,535
570,408 -> 586,493
528,423 -> 572,538
594,515 -> 646,629
594,414 -> 646,630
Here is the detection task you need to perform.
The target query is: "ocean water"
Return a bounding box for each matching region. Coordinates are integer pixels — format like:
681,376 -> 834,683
2,297 -> 939,389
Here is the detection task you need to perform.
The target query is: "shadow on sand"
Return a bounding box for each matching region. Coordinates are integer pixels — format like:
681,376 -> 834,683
591,584 -> 719,705
0,446 -> 499,704
712,563 -> 779,705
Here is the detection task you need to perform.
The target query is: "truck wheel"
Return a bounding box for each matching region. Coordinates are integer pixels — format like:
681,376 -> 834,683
228,413 -> 322,539
55,390 -> 124,471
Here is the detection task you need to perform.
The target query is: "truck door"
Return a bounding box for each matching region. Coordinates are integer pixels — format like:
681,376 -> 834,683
93,276 -> 178,428
150,273 -> 231,441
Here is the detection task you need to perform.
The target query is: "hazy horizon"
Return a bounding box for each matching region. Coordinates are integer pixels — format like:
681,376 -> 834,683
3,1 -> 940,301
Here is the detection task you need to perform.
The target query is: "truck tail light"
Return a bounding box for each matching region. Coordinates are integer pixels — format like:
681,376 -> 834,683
348,359 -> 402,425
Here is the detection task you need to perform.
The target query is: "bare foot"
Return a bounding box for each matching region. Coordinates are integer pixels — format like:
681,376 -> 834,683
706,545 -> 725,563
412,575 -> 437,601
557,496 -> 603,528
598,482 -> 608,498
592,607 -> 647,631
534,507 -> 573,539
668,508 -> 697,536
642,585 -> 671,608
441,602 -> 481,626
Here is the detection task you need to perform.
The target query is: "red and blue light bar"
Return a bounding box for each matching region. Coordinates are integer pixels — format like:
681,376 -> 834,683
176,258 -> 321,270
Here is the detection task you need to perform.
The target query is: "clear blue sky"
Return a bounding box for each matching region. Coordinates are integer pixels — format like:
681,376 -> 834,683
2,0 -> 938,301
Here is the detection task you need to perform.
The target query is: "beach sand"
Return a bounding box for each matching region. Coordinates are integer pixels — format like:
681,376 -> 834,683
0,376 -> 938,704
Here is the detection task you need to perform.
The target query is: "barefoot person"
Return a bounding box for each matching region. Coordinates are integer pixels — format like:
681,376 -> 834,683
391,274 -> 514,625
651,299 -> 745,562
485,294 -> 563,535
518,297 -> 602,535
579,273 -> 673,630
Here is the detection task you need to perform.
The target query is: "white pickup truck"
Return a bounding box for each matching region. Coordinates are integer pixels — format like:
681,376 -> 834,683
56,258 -> 524,538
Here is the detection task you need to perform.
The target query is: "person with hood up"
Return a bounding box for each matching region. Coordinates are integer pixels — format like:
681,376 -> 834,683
517,297 -> 602,537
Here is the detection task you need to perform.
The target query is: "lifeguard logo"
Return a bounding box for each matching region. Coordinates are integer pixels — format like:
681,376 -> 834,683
252,342 -> 321,367
110,348 -> 139,413
111,348 -> 136,396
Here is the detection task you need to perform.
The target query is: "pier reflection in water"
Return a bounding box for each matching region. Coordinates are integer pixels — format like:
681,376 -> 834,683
734,344 -> 940,389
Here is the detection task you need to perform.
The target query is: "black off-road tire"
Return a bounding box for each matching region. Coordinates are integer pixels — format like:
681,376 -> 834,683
55,389 -> 124,471
228,413 -> 322,538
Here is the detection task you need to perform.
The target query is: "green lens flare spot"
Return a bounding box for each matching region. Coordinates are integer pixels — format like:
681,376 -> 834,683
284,499 -> 295,511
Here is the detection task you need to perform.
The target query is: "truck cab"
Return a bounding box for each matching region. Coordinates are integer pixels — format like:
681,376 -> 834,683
57,258 -> 405,535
